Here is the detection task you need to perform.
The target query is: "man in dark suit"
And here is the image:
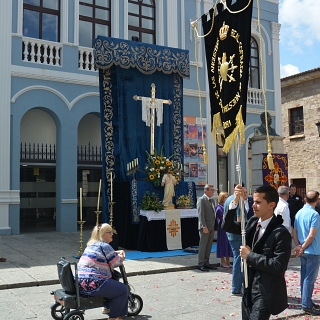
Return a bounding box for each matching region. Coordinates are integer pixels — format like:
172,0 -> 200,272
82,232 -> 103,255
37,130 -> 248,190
223,185 -> 291,319
288,184 -> 304,227
197,184 -> 217,271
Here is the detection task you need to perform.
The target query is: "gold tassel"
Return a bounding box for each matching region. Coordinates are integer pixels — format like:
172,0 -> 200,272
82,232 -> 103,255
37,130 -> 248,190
267,152 -> 274,170
203,144 -> 208,164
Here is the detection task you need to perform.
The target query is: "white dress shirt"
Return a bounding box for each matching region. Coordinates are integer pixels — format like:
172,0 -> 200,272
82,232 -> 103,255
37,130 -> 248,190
274,197 -> 291,233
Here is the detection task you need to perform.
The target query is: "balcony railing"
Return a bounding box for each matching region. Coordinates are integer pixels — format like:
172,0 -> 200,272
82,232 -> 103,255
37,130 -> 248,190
21,143 -> 56,163
247,88 -> 263,106
78,47 -> 95,71
22,37 -> 62,66
77,143 -> 102,164
20,143 -> 102,164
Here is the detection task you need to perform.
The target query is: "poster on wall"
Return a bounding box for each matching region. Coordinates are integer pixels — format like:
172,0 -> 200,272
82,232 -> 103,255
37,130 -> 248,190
183,116 -> 207,186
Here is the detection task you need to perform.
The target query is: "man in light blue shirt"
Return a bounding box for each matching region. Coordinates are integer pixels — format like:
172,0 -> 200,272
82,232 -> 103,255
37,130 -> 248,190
293,190 -> 320,316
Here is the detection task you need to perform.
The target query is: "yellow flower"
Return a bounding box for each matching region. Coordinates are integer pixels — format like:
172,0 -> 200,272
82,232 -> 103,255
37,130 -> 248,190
155,160 -> 160,165
156,168 -> 160,172
149,174 -> 155,180
175,176 -> 180,181
157,156 -> 161,159
166,161 -> 172,166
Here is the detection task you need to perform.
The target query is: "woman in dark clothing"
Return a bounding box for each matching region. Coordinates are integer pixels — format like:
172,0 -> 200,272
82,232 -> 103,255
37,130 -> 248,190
216,192 -> 233,267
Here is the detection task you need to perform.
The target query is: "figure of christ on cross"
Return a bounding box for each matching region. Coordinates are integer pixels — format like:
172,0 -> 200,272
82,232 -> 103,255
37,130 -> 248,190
133,83 -> 172,155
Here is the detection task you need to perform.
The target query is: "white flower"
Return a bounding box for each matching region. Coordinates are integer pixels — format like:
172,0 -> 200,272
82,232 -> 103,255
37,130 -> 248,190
150,168 -> 155,171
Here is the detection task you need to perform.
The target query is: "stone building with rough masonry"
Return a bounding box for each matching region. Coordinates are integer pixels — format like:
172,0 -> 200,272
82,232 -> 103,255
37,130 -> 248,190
281,67 -> 320,197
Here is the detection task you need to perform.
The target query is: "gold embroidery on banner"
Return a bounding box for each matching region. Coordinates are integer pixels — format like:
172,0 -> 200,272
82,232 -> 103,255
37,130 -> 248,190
210,24 -> 245,153
102,69 -> 115,203
172,74 -> 182,165
219,22 -> 229,40
167,219 -> 180,237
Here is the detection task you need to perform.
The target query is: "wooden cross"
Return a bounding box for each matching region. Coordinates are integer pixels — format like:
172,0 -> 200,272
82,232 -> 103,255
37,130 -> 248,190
133,83 -> 172,155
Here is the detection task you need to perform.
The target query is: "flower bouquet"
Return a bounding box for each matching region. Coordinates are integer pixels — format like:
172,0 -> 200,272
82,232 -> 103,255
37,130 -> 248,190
140,191 -> 164,212
143,146 -> 181,187
175,195 -> 194,209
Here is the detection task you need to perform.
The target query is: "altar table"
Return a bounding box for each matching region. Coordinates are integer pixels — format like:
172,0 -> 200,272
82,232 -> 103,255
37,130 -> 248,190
137,209 -> 199,252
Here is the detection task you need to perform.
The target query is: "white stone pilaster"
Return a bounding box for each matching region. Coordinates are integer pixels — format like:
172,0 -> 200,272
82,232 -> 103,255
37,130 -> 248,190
111,0 -> 119,38
61,0 -> 68,43
167,0 -> 178,48
180,0 -> 185,49
0,0 -> 13,230
156,0 -> 164,45
74,0 -> 79,45
271,22 -> 282,135
17,0 -> 23,35
123,0 -> 128,40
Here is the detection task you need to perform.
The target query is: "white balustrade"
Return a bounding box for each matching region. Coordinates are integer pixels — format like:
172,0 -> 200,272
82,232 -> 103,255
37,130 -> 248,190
247,88 -> 263,106
78,47 -> 95,71
22,37 -> 62,66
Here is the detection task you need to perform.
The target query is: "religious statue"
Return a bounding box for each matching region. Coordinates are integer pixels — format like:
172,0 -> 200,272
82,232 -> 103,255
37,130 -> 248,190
161,168 -> 178,208
254,111 -> 279,136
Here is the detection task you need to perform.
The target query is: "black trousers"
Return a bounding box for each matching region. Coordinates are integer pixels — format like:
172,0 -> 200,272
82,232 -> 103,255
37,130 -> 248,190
242,296 -> 271,320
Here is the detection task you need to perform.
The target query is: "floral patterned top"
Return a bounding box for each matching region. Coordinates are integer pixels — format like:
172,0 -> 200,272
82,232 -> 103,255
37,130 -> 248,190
77,242 -> 123,295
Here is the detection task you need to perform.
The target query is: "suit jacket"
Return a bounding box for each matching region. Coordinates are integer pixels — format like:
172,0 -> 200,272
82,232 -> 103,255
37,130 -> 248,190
222,209 -> 291,315
197,195 -> 216,231
246,196 -> 254,219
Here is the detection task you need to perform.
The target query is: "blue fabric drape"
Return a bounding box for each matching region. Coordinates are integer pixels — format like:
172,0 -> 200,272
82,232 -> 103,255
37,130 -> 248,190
94,36 -> 190,224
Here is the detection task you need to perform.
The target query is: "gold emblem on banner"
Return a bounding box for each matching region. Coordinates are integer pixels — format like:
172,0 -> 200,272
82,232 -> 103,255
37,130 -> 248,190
167,219 -> 180,237
211,23 -> 244,113
219,22 -> 229,40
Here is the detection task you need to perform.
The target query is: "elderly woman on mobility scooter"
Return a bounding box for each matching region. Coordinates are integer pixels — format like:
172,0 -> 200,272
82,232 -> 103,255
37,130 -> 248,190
77,223 -> 127,320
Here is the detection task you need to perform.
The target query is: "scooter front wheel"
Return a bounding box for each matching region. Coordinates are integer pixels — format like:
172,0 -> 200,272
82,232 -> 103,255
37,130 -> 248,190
127,293 -> 143,316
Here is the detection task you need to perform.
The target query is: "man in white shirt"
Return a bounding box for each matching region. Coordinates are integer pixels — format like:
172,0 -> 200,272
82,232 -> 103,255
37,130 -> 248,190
274,186 -> 291,233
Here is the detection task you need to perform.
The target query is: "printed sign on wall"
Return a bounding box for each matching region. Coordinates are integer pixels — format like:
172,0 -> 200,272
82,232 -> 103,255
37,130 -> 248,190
183,116 -> 207,186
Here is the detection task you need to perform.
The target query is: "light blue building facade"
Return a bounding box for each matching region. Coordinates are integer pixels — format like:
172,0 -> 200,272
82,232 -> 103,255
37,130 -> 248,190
0,0 -> 281,235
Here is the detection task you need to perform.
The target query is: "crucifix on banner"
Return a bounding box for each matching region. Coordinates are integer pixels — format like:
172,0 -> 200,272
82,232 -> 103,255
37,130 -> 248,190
133,83 -> 172,155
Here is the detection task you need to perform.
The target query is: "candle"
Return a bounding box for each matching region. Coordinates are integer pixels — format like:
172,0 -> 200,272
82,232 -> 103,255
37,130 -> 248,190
80,187 -> 83,221
137,158 -> 139,166
129,162 -> 131,170
132,160 -> 134,168
135,158 -> 137,166
110,172 -> 113,202
127,163 -> 129,171
97,179 -> 101,211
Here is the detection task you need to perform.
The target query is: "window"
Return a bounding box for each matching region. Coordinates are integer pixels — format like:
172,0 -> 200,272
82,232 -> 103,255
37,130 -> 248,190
248,37 -> 260,89
79,0 -> 111,48
23,0 -> 60,42
289,107 -> 304,135
128,0 -> 155,44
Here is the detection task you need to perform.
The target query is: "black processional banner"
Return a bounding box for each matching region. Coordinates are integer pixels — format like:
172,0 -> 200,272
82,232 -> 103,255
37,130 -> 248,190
202,1 -> 253,153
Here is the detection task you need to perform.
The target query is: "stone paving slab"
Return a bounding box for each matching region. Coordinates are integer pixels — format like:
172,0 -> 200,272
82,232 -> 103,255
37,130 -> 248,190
0,231 -> 317,319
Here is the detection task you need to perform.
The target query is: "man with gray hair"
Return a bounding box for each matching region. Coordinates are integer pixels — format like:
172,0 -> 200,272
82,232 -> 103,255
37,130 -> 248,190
274,186 -> 291,233
197,184 -> 217,271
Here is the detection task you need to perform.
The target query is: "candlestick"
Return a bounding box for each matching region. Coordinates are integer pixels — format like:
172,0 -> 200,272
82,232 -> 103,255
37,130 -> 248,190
97,179 -> 101,211
110,172 -> 113,202
80,187 -> 83,221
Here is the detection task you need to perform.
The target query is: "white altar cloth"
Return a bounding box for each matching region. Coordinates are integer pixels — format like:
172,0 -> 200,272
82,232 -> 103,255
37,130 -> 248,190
140,209 -> 198,221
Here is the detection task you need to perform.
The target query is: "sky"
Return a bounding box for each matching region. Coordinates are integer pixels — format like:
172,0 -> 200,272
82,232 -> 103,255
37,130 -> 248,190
279,0 -> 320,78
